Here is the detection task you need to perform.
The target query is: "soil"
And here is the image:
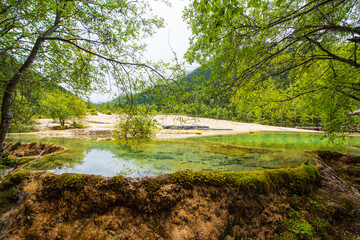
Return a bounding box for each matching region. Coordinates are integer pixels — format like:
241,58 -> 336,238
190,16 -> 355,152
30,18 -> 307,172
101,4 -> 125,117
0,153 -> 359,239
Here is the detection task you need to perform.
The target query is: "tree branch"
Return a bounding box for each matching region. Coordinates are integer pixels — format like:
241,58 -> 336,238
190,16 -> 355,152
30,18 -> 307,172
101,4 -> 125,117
307,37 -> 360,68
43,37 -> 167,80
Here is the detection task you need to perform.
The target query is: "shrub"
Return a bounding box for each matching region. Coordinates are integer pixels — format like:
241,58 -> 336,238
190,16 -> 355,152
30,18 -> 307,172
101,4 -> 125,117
113,114 -> 158,141
88,108 -> 98,115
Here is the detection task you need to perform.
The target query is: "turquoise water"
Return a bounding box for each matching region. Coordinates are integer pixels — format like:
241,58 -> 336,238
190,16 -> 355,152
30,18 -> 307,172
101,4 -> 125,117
188,132 -> 360,153
5,132 -> 360,177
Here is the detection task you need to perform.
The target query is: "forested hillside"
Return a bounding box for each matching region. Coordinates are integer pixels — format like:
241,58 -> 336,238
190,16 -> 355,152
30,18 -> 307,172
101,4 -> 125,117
100,65 -> 360,129
183,0 -> 360,134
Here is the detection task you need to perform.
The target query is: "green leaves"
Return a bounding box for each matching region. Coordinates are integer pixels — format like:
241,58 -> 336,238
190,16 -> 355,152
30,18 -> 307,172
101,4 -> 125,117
247,0 -> 261,8
184,0 -> 360,133
43,91 -> 87,126
1,0 -> 168,96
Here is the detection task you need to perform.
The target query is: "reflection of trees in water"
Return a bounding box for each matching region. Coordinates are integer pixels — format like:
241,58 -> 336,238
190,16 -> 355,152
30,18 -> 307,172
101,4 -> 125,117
192,133 -> 360,153
6,133 -> 337,175
12,136 -> 98,171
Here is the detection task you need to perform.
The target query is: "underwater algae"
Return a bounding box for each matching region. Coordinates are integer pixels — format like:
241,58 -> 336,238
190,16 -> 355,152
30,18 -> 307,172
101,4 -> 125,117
4,134 -> 322,177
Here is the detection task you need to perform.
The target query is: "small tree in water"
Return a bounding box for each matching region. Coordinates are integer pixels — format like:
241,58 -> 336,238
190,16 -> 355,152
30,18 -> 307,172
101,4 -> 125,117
113,106 -> 159,143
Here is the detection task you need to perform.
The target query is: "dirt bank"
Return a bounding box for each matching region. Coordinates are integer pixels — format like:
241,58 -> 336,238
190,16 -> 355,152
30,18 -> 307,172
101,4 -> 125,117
1,156 -> 360,240
0,165 -> 318,239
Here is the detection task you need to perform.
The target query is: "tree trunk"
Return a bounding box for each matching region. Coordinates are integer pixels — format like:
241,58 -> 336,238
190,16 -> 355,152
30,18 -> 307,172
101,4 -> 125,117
0,13 -> 61,161
0,37 -> 45,161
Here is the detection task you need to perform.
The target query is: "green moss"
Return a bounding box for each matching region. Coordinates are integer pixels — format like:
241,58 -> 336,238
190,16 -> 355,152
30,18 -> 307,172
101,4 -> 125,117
110,175 -> 125,188
170,164 -> 320,194
16,158 -> 35,165
0,188 -> 17,215
1,151 -> 18,168
52,174 -> 87,188
0,171 -> 30,190
340,197 -> 355,212
9,171 -> 31,185
0,170 -> 30,215
310,218 -> 328,233
223,171 -> 271,192
287,218 -> 315,239
170,171 -> 227,188
145,176 -> 168,196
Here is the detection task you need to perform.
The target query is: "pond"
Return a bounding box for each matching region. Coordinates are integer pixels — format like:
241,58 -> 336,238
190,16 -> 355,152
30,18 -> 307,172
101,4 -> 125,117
5,132 -> 360,177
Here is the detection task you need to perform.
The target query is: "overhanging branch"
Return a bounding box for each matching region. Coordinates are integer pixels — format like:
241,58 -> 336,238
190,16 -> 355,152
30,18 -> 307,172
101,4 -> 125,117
43,37 -> 167,80
306,37 -> 360,68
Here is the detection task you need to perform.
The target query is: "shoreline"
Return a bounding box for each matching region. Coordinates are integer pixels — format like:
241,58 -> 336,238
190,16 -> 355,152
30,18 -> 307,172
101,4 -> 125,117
14,113 -> 318,139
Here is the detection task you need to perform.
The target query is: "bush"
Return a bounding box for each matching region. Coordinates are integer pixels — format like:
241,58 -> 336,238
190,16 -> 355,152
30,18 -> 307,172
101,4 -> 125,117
71,121 -> 87,129
113,114 -> 158,141
88,108 -> 98,115
104,110 -> 112,115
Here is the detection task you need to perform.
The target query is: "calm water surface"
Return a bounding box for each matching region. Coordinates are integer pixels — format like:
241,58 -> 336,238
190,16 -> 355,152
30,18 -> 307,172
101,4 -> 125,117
5,132 -> 360,177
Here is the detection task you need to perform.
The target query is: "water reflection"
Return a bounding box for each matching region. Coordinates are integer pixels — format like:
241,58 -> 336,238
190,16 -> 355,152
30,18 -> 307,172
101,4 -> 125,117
5,133 -> 346,177
53,149 -> 142,177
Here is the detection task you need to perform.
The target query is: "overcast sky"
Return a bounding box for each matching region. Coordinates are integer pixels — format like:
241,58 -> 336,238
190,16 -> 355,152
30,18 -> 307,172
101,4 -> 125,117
89,0 -> 195,103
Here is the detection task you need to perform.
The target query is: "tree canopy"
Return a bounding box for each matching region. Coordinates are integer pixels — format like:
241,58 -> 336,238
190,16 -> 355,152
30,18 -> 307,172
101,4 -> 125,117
0,0 -> 168,158
184,0 -> 360,133
43,90 -> 87,127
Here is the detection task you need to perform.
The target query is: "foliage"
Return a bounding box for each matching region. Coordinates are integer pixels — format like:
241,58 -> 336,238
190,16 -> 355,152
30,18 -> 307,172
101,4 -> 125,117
106,65 -> 344,129
104,110 -> 113,115
0,0 -> 173,159
88,108 -> 98,116
184,0 -> 360,134
113,106 -> 159,142
43,91 -> 87,126
1,0 -> 166,91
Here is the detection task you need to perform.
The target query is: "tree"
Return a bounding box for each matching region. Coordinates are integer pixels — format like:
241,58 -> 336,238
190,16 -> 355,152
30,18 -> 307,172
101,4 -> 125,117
0,52 -> 43,132
44,91 -> 87,126
184,0 -> 360,133
0,0 -> 167,159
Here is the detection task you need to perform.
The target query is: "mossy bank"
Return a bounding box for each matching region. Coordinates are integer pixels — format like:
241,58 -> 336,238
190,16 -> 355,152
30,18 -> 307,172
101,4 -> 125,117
0,157 -> 359,239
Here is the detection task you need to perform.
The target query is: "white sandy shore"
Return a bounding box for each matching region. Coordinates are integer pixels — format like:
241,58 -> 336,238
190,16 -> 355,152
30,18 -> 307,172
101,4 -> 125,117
28,113 -> 315,139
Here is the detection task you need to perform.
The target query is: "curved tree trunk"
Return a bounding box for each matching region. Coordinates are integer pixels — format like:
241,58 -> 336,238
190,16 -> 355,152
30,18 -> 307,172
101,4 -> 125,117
0,37 -> 45,160
0,13 -> 61,161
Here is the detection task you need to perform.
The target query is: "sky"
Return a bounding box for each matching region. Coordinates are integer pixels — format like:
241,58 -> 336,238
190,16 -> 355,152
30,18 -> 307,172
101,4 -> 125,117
89,0 -> 195,103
